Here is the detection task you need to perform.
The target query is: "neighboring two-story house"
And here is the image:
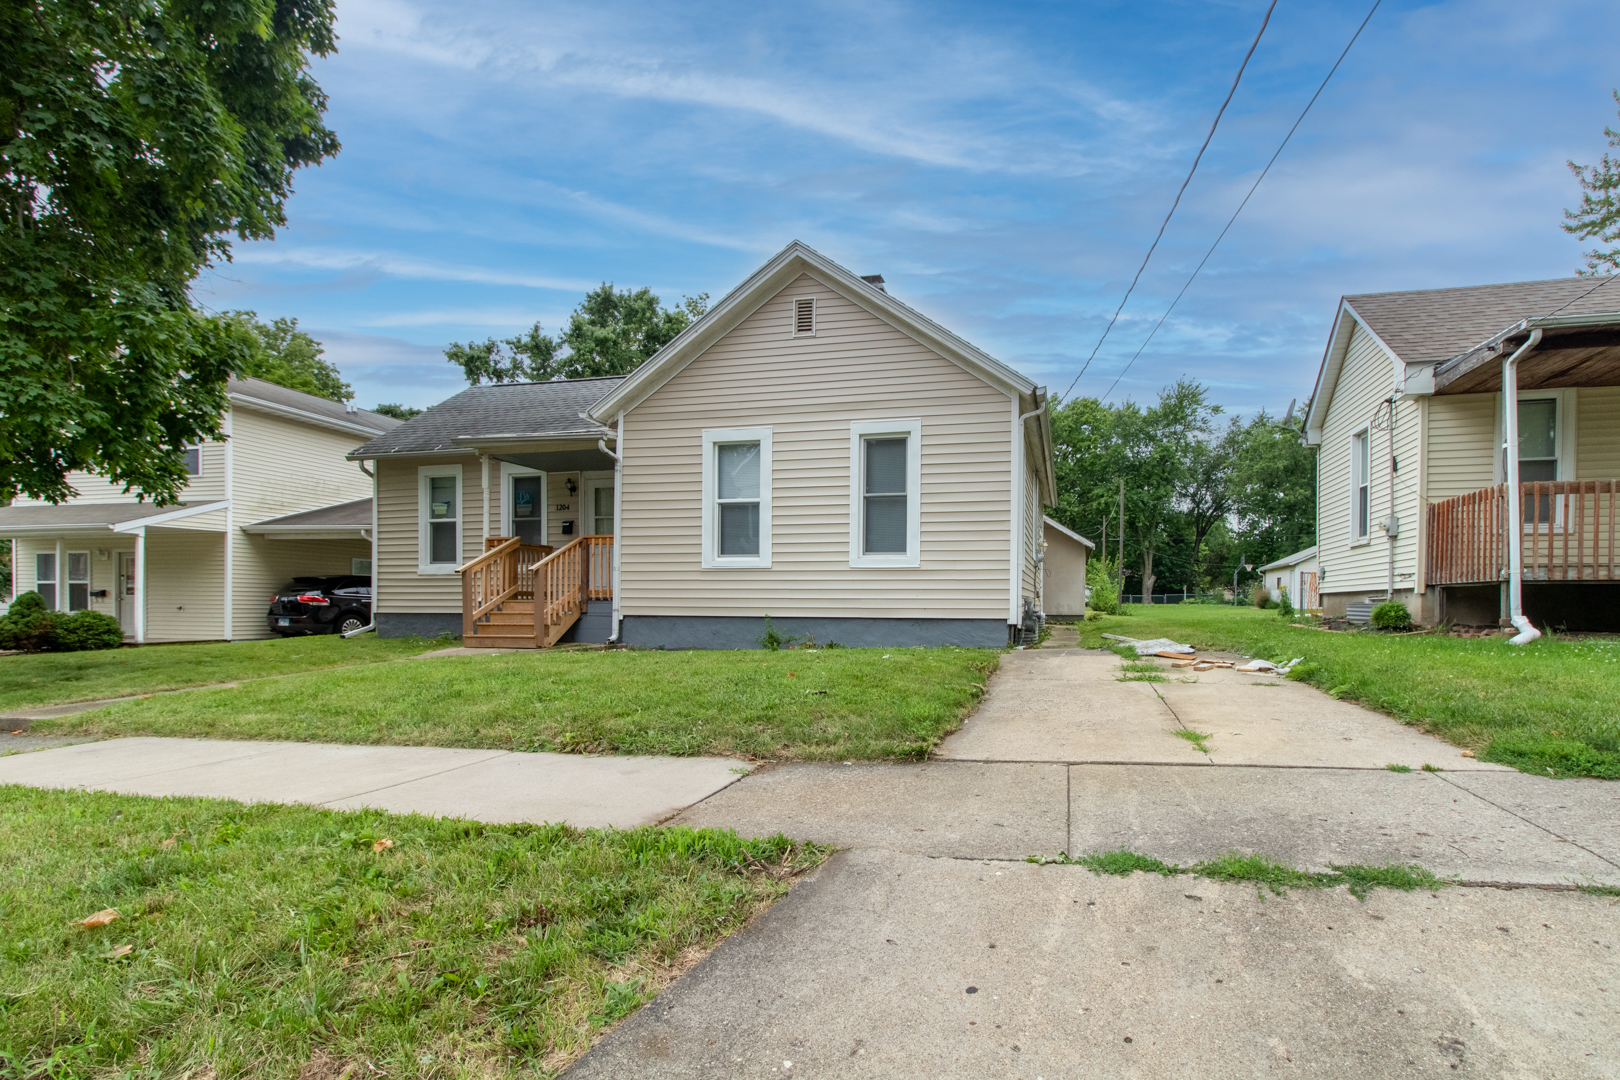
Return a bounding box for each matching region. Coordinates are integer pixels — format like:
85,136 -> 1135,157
1,378 -> 400,642
349,241 -> 1056,649
1304,277 -> 1620,630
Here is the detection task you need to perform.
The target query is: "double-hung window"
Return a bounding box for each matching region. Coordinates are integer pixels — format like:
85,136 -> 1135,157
702,428 -> 771,568
35,553 -> 57,610
1351,429 -> 1371,543
183,446 -> 202,476
1512,397 -> 1560,527
418,465 -> 463,573
850,419 -> 922,567
67,551 -> 90,610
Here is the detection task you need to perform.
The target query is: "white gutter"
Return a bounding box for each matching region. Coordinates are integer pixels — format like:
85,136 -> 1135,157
600,426 -> 624,642
344,461 -> 380,638
1502,328 -> 1544,646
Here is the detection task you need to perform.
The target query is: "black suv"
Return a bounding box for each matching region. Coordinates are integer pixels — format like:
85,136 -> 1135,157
267,576 -> 372,637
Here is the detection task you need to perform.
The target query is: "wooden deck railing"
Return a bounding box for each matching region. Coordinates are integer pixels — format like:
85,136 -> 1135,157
531,534 -> 614,647
457,536 -> 552,637
1426,481 -> 1620,585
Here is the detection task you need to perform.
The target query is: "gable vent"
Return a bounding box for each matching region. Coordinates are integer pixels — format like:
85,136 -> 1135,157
793,297 -> 816,336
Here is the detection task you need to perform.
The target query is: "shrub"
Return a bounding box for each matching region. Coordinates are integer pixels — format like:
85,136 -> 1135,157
0,591 -> 59,652
1250,583 -> 1270,609
51,610 -> 126,652
1086,555 -> 1120,616
1276,588 -> 1294,618
1370,600 -> 1413,630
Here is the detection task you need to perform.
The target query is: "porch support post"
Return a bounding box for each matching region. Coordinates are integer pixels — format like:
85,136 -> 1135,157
133,528 -> 146,644
481,454 -> 491,543
611,413 -> 623,640
55,537 -> 66,611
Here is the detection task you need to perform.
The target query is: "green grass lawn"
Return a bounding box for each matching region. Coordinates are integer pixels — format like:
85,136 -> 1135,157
0,786 -> 823,1079
34,647 -> 1002,761
0,635 -> 444,711
1074,605 -> 1620,779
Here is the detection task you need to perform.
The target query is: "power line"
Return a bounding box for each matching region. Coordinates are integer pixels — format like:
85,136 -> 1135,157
1059,0 -> 1278,403
1544,271 -> 1618,316
1101,0 -> 1384,402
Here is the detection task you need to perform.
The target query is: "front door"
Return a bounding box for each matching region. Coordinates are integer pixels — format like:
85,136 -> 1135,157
117,553 -> 136,636
582,473 -> 614,535
508,472 -> 546,546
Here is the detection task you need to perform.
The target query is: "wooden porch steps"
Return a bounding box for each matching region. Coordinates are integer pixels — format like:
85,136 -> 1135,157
459,535 -> 612,649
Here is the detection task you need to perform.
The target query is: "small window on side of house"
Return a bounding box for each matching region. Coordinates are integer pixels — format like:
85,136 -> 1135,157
183,447 -> 201,475
418,466 -> 463,572
35,552 -> 57,610
849,419 -> 922,567
702,428 -> 771,568
1351,430 -> 1370,541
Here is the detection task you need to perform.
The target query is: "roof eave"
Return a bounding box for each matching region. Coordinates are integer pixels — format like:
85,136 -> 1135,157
229,393 -> 391,438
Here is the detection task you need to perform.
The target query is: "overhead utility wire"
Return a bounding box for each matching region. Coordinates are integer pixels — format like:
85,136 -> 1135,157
1101,0 -> 1384,402
1544,270 -> 1618,316
1060,0 -> 1278,402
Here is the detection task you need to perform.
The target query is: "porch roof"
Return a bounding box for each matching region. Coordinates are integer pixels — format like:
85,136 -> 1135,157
1431,310 -> 1620,394
0,500 -> 227,538
245,498 -> 371,539
347,377 -> 623,459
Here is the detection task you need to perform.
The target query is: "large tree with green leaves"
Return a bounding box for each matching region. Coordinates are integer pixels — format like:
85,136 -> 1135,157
225,311 -> 351,402
1228,407 -> 1317,563
1565,91 -> 1620,275
447,285 -> 709,385
1,0 -> 340,504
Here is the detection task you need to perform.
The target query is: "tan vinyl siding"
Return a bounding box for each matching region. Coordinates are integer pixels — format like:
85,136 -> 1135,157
618,272 -> 1014,620
1317,322 -> 1421,597
226,406 -> 375,637
144,530 -> 225,642
375,454 -> 485,614
1022,461 -> 1040,599
1426,394 -> 1497,499
1577,386 -> 1620,478
13,440 -> 227,506
11,540 -> 126,619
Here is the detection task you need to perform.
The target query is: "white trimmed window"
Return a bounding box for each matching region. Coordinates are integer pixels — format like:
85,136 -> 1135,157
182,446 -> 202,476
702,427 -> 771,568
35,552 -> 57,610
418,464 -> 463,573
849,418 -> 922,567
67,551 -> 90,610
1350,429 -> 1370,543
792,296 -> 816,337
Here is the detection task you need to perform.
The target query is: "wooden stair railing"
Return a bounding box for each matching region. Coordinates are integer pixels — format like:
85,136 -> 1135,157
531,534 -> 614,647
458,536 -> 553,640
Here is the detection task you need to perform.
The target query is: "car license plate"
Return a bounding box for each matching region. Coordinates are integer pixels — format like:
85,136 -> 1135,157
277,618 -> 290,626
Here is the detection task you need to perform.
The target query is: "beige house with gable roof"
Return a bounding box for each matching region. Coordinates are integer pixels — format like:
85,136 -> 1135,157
1305,277 -> 1620,629
351,241 -> 1057,648
2,379 -> 399,642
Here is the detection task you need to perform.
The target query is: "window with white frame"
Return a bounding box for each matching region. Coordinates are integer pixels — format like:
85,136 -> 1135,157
702,428 -> 771,568
35,552 -> 57,610
849,419 -> 922,567
1351,429 -> 1370,542
1512,397 -> 1560,526
182,446 -> 202,476
418,465 -> 463,572
67,551 -> 90,610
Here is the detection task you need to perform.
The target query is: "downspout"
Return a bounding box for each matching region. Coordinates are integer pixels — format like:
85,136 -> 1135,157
1012,399 -> 1044,630
344,460 -> 379,638
599,427 -> 623,643
1502,328 -> 1544,645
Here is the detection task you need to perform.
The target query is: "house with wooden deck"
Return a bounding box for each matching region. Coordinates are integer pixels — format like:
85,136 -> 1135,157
1,379 -> 400,642
1304,277 -> 1620,629
349,241 -> 1056,649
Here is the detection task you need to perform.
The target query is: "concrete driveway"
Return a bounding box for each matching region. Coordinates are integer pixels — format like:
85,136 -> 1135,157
574,644 -> 1620,1077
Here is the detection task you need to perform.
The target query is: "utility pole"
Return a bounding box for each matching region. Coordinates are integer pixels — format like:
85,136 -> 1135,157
1117,478 -> 1125,608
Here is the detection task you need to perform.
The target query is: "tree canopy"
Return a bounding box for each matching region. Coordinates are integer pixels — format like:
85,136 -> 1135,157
1048,383 -> 1316,599
1,0 -> 340,504
371,403 -> 423,421
225,311 -> 351,403
1564,91 -> 1620,275
447,285 -> 709,385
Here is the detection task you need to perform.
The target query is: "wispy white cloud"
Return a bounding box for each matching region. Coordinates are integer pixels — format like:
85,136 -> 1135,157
230,246 -> 597,292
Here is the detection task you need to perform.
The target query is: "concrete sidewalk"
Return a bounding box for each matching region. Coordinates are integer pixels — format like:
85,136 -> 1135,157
568,848 -> 1620,1079
0,736 -> 748,828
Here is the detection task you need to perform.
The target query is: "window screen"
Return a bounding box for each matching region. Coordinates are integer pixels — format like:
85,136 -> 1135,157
716,442 -> 761,556
863,437 -> 909,554
427,475 -> 457,563
35,552 -> 57,610
67,551 -> 90,611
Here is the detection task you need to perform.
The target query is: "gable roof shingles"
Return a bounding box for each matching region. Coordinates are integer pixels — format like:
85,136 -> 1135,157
348,377 -> 625,458
229,376 -> 403,434
1345,277 -> 1620,365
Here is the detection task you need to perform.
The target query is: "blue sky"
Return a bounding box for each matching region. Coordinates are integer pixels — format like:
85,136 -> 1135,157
194,0 -> 1620,415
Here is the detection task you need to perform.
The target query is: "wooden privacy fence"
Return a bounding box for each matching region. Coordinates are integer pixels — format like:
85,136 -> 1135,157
1426,481 -> 1620,585
458,536 -> 552,637
532,534 -> 614,647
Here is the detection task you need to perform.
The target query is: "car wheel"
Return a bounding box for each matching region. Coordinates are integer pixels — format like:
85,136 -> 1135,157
336,613 -> 368,637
